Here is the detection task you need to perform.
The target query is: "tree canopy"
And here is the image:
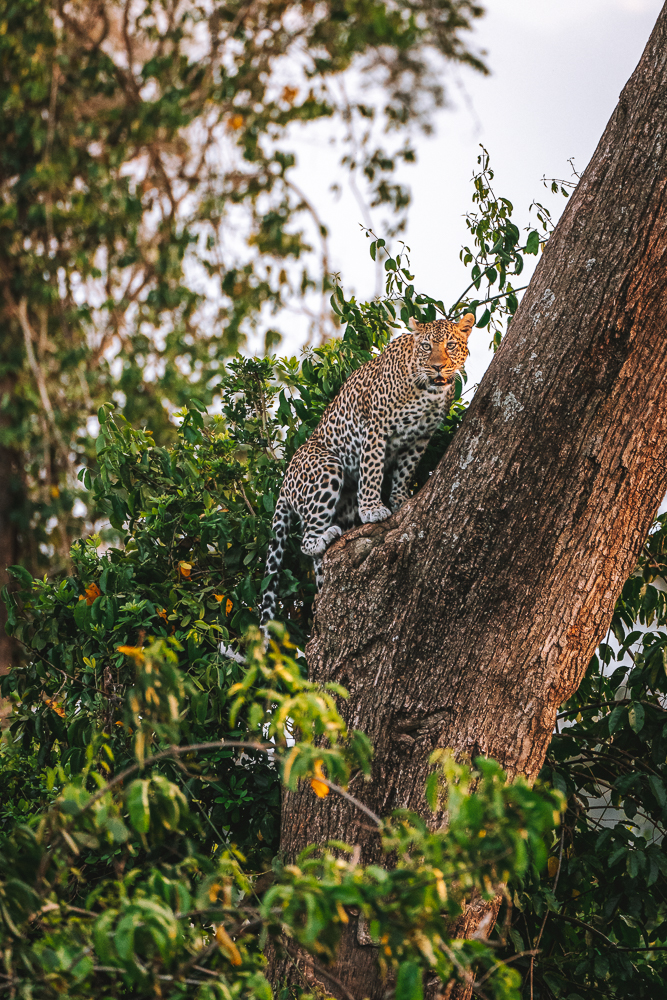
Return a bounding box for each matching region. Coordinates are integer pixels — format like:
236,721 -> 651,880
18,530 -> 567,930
0,0 -> 485,584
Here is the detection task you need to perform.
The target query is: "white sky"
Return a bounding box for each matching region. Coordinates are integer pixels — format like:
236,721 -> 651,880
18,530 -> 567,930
284,0 -> 664,386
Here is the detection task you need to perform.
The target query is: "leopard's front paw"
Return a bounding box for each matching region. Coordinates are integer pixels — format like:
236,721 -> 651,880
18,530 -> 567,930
359,504 -> 392,524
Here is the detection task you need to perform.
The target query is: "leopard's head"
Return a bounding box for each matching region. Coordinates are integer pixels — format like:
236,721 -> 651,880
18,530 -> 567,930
409,313 -> 474,389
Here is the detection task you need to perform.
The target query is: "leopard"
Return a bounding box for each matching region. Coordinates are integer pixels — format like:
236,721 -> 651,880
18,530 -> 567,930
260,312 -> 475,626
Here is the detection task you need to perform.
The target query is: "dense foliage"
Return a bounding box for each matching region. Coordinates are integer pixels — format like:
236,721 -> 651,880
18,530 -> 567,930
0,0 -> 486,587
1,239 -> 473,860
0,613 -> 563,999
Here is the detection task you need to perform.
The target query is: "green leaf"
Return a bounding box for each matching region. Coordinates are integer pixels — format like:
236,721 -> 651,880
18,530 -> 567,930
628,702 -> 645,734
93,910 -> 118,964
608,704 -> 626,734
73,600 -> 91,631
649,774 -> 667,808
525,230 -> 540,255
396,961 -> 423,1000
247,974 -> 273,1000
608,844 -> 628,868
425,772 -> 439,812
7,565 -> 33,590
126,780 -> 150,834
114,912 -> 137,962
594,954 -> 609,979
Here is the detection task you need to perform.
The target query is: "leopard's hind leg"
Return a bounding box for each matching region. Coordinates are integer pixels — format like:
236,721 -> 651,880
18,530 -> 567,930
310,486 -> 357,590
299,457 -> 345,575
335,487 -> 358,531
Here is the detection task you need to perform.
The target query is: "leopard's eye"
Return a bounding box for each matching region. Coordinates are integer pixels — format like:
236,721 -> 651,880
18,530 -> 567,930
447,340 -> 457,352
421,340 -> 431,350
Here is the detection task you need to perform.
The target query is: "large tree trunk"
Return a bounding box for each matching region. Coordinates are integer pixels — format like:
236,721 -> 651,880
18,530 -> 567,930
274,5 -> 667,999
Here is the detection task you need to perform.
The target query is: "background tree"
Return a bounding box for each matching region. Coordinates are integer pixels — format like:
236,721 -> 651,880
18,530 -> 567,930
0,0 -> 486,674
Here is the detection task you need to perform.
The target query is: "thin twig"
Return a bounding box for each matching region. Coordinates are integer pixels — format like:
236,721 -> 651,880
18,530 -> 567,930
449,253 -> 539,317
556,697 -> 666,720
551,913 -> 667,951
528,822 -> 565,997
317,777 -> 383,827
475,949 -> 541,989
15,297 -> 69,463
236,480 -> 255,516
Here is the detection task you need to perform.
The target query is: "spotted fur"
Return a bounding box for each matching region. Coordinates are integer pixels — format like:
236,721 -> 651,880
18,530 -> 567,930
260,313 -> 475,625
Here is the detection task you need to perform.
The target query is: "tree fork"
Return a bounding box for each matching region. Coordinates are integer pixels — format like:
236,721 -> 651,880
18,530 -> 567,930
274,7 -> 667,999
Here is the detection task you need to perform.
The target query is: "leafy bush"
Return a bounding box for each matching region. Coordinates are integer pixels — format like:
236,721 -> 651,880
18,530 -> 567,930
0,626 -> 562,1000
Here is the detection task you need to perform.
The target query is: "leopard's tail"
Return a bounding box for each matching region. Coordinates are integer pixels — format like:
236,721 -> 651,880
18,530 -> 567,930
260,496 -> 293,630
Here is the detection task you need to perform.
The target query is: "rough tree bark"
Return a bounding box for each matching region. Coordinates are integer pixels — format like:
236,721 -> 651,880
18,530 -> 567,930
273,5 -> 667,999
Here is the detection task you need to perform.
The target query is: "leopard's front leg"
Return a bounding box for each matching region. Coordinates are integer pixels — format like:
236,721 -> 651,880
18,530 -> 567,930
388,435 -> 431,512
357,419 -> 391,524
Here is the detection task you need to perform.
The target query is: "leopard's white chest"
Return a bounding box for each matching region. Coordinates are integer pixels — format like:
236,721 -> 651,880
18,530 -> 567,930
383,387 -> 451,461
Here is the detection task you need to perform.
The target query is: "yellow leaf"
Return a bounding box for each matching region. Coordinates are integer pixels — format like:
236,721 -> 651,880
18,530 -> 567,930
336,901 -> 349,924
226,599 -> 233,615
547,856 -> 559,879
432,868 -> 447,902
178,561 -> 192,578
228,113 -> 244,130
117,645 -> 145,662
145,686 -> 160,706
44,697 -> 65,718
50,485 -> 60,498
213,594 -> 224,603
282,745 -> 300,786
311,759 -> 329,798
84,582 -> 101,605
215,924 -> 242,966
157,608 -> 168,621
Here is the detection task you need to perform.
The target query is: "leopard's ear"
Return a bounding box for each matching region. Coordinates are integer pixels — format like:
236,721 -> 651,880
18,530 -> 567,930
456,312 -> 475,339
409,316 -> 423,332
